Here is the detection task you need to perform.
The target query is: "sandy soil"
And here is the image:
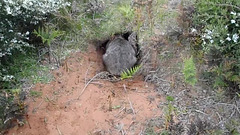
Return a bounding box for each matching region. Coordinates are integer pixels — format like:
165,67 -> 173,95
7,45 -> 162,135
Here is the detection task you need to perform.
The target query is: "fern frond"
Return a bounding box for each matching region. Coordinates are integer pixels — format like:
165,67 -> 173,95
33,27 -> 64,46
121,65 -> 141,80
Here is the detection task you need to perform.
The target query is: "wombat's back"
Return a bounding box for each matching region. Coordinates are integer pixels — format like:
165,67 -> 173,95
103,37 -> 137,75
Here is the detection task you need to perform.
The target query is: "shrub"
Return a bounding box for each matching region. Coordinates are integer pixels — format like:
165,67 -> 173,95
79,0 -> 134,40
192,0 -> 240,90
0,0 -> 70,58
0,0 -> 70,82
0,0 -> 70,131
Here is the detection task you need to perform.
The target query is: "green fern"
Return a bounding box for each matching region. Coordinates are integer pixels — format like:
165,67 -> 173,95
33,27 -> 64,46
121,65 -> 141,80
182,56 -> 197,86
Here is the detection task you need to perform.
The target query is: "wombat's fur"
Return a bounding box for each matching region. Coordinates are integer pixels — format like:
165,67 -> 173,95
103,36 -> 137,75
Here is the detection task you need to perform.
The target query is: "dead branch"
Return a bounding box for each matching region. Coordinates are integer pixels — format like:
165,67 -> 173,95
32,100 -> 44,113
56,125 -> 62,135
128,97 -> 136,115
77,72 -> 101,100
123,84 -> 127,93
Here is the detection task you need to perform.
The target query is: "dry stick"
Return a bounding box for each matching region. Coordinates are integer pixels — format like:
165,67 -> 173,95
114,107 -> 126,117
90,82 -> 103,85
56,125 -> 62,135
128,97 -> 136,115
108,95 -> 112,111
77,73 -> 101,100
123,84 -> 127,93
195,109 -> 208,115
32,100 -> 44,113
25,114 -> 32,129
123,84 -> 136,115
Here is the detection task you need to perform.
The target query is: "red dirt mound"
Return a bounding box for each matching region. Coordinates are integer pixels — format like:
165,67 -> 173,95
7,45 -> 162,135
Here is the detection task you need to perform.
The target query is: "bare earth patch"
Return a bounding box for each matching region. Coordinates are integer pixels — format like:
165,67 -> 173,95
7,45 -> 162,135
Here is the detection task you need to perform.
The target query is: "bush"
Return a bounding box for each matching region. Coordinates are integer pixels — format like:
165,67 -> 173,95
0,0 -> 70,82
78,0 -> 134,40
0,0 -> 70,131
192,0 -> 240,90
0,0 -> 70,58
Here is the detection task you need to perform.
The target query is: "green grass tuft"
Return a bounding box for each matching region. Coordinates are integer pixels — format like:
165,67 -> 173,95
182,56 -> 197,86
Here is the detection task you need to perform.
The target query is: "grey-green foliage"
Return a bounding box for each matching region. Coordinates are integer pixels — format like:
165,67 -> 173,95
0,0 -> 70,58
182,56 -> 197,86
193,0 -> 240,89
78,0 -> 135,41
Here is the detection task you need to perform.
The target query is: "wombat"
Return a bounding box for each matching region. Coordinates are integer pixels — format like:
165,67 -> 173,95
103,36 -> 137,75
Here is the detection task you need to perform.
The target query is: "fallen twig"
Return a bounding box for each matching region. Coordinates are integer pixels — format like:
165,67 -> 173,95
26,114 -> 32,129
114,106 -> 126,117
32,100 -> 44,113
123,84 -> 136,115
217,102 -> 240,115
128,97 -> 135,115
108,95 -> 112,111
56,125 -> 62,135
195,109 -> 208,115
90,82 -> 104,85
77,73 -> 101,100
123,84 -> 127,93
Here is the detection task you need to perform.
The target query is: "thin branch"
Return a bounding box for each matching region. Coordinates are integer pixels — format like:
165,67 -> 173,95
32,100 -> 44,113
123,84 -> 127,93
128,97 -> 136,115
56,125 -> 62,135
77,73 -> 101,100
114,106 -> 126,117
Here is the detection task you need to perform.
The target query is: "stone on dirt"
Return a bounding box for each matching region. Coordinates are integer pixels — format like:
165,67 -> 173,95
103,35 -> 137,75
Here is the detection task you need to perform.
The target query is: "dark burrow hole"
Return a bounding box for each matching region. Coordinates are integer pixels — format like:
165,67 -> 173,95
99,32 -> 138,52
96,31 -> 141,75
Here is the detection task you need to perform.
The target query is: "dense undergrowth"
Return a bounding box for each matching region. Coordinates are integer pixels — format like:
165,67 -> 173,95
0,0 -> 239,134
191,0 -> 240,93
0,0 -> 161,131
0,0 -> 70,131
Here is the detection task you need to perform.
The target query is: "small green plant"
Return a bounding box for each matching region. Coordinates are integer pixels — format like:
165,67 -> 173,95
182,56 -> 197,86
119,4 -> 134,22
34,27 -> 64,46
166,96 -> 174,102
30,91 -> 42,98
163,96 -> 175,130
120,65 -> 141,80
160,130 -> 170,135
145,127 -> 157,135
